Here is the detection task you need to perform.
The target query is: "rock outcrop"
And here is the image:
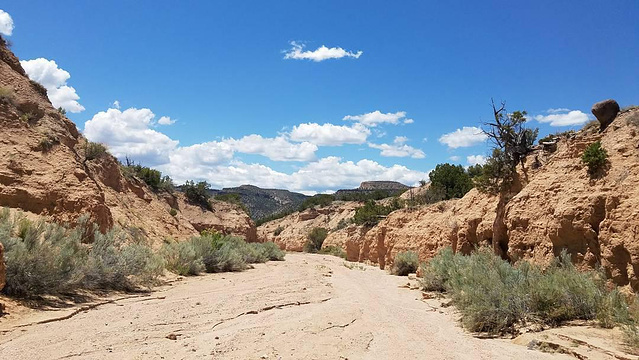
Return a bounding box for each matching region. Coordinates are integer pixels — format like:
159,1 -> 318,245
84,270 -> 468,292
0,37 -> 255,245
258,105 -> 639,290
592,99 -> 620,130
257,201 -> 361,251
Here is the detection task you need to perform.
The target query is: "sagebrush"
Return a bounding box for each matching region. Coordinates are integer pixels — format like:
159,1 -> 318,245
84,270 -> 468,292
420,247 -> 639,338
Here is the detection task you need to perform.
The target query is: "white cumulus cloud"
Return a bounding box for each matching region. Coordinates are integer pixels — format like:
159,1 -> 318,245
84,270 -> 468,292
0,10 -> 14,36
283,41 -> 362,62
467,155 -> 488,166
343,110 -> 407,127
84,107 -> 179,165
534,109 -> 590,126
158,116 -> 176,125
225,134 -> 317,162
20,58 -> 85,113
368,136 -> 425,159
438,126 -> 487,149
289,122 -> 370,146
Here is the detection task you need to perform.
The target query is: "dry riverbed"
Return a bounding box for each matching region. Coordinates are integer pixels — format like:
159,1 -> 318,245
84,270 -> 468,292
0,253 -> 632,359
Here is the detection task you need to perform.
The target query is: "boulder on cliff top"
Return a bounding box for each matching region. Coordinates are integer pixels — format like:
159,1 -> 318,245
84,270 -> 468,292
591,99 -> 620,130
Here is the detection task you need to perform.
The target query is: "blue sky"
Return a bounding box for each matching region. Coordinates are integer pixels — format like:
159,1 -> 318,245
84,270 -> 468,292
1,1 -> 638,193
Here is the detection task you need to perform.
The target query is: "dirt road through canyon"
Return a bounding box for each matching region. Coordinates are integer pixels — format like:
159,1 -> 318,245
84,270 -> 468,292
0,254 -> 579,359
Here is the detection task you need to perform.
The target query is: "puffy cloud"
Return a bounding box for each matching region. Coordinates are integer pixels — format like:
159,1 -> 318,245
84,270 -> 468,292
0,9 -> 13,36
84,107 -> 179,165
157,116 -> 176,125
0,9 -> 14,36
467,154 -> 488,166
438,126 -> 487,149
283,41 -> 362,62
290,122 -> 370,146
368,136 -> 425,159
112,100 -> 120,109
225,134 -> 317,162
403,118 -> 414,124
20,58 -> 85,113
534,109 -> 590,126
343,110 -> 407,127
159,156 -> 428,193
449,155 -> 461,162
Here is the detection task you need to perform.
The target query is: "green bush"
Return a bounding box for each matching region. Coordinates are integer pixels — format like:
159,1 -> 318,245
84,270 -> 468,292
0,209 -> 163,297
304,227 -> 328,253
182,180 -> 211,210
352,200 -> 401,226
319,245 -> 346,259
582,141 -> 608,175
85,142 -> 108,161
214,193 -> 248,213
391,250 -> 419,276
39,133 -> 60,152
420,247 -> 636,334
121,160 -> 174,192
161,241 -> 205,276
160,234 -> 285,276
169,208 -> 178,217
429,163 -> 473,200
273,226 -> 284,236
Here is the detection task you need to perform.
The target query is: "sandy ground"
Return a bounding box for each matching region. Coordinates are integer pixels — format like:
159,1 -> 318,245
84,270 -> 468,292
0,253 -> 631,359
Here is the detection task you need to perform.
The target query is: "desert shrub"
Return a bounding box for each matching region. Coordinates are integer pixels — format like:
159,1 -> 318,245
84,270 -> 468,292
1,215 -> 86,296
429,163 -> 473,200
273,226 -> 284,236
0,210 -> 162,297
57,107 -> 66,115
319,245 -> 346,259
420,247 -> 638,334
85,142 -> 108,160
391,250 -> 419,276
39,133 -> 60,152
161,234 -> 284,276
258,241 -> 285,261
182,180 -> 211,210
169,208 -> 178,217
304,227 -> 328,253
0,86 -> 14,104
161,241 -> 205,276
81,229 -> 164,290
352,200 -> 401,226
582,141 -> 608,175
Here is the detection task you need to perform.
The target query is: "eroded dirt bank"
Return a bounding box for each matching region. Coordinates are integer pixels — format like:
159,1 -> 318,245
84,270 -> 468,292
0,254 -> 620,359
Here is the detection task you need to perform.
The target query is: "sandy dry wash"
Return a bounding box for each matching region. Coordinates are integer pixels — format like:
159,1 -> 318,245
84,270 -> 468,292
3,253 -> 629,360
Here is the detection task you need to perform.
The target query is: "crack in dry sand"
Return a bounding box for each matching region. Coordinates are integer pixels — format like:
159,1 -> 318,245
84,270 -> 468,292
210,298 -> 332,330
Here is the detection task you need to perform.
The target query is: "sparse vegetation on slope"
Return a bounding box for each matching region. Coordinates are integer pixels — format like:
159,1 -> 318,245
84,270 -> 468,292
182,180 -> 212,210
582,141 -> 608,176
352,198 -> 402,226
121,158 -> 174,192
85,141 -> 109,161
421,247 -> 639,341
214,193 -> 249,213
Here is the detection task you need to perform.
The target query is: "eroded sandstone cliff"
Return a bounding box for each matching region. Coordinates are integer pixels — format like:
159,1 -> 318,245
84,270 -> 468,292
258,107 -> 639,289
0,38 -> 255,245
